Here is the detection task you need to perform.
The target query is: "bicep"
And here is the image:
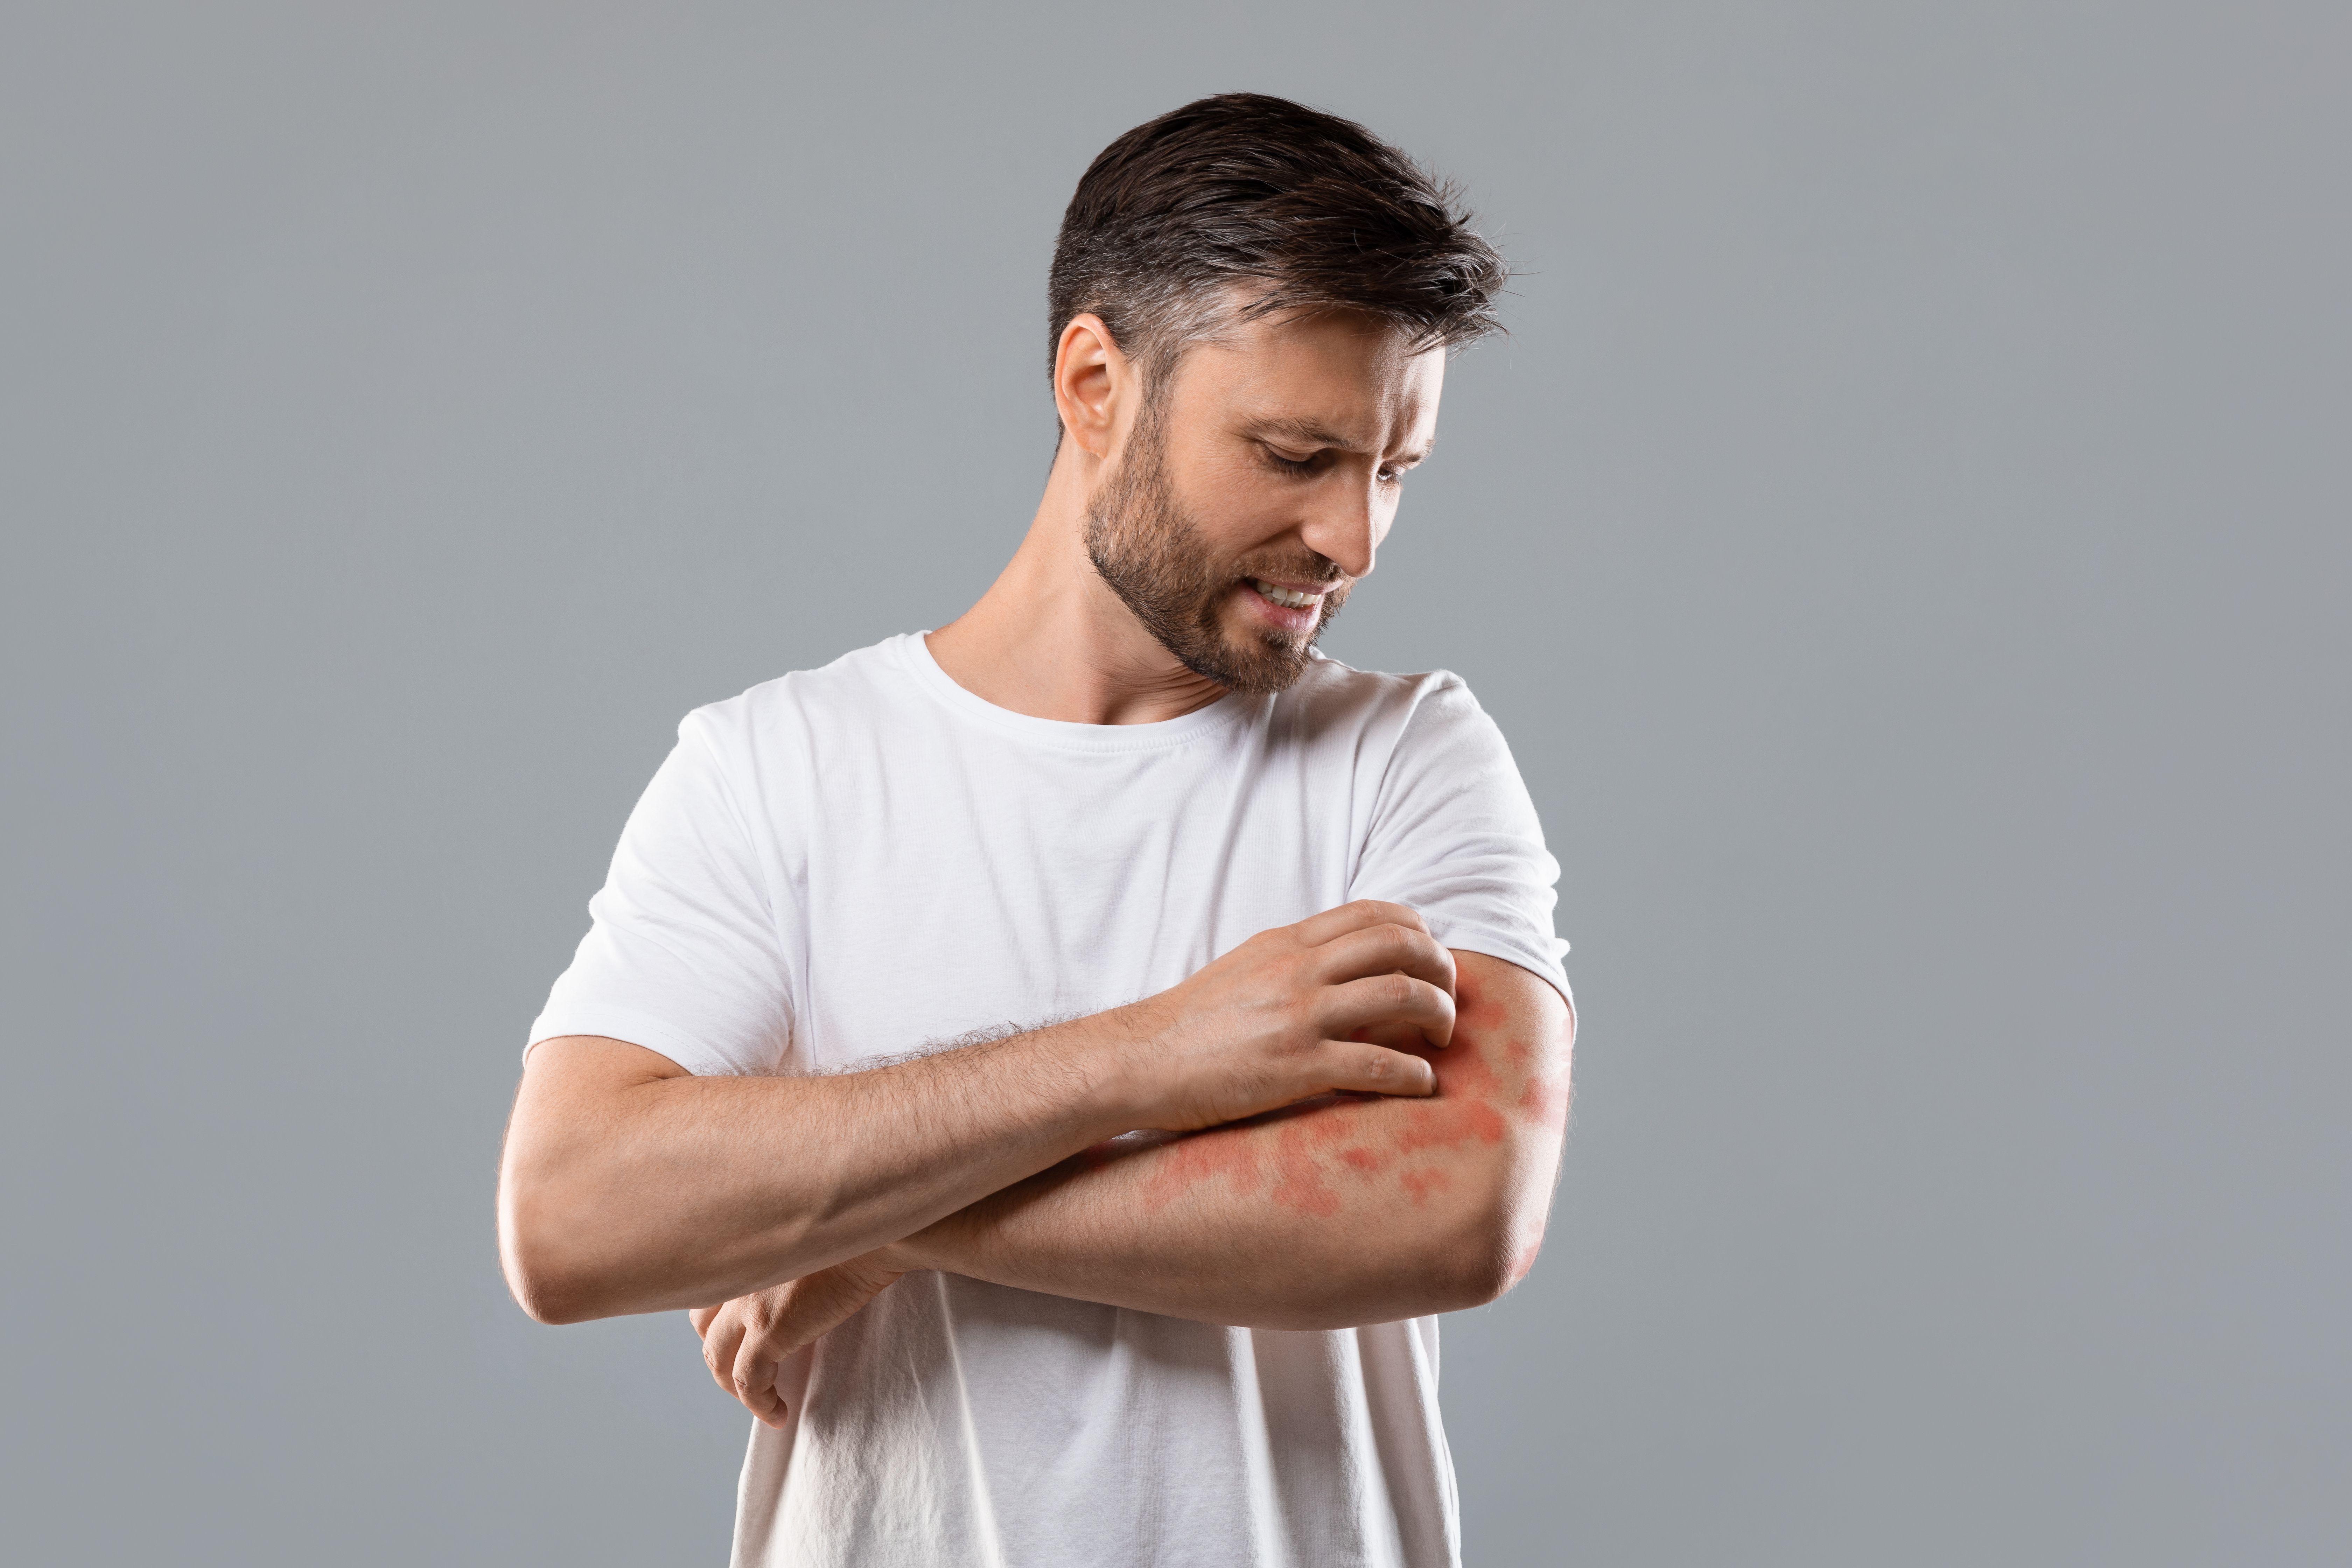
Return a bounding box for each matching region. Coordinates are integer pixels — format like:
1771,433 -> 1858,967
1446,949 -> 1573,1139
523,1034 -> 693,1087
1323,949 -> 1569,1200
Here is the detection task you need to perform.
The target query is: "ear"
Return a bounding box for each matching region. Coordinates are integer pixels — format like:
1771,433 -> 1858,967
1051,313 -> 1134,460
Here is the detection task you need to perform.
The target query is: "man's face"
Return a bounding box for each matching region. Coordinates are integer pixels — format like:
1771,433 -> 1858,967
1086,308 -> 1445,694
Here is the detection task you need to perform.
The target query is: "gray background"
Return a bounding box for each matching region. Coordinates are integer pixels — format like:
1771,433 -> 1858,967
4,2 -> 2345,1563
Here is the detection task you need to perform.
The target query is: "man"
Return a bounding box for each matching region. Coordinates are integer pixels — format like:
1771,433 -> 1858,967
499,93 -> 1574,1567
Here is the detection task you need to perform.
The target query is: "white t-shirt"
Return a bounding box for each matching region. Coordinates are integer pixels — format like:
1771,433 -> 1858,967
530,631 -> 1570,1568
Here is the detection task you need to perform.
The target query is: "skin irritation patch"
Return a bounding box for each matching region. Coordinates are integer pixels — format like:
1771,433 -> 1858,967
1513,1037 -> 1573,1135
1398,1167 -> 1452,1206
1136,965 -> 1568,1218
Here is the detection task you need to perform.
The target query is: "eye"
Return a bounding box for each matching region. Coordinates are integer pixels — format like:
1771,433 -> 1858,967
1264,446 -> 1320,476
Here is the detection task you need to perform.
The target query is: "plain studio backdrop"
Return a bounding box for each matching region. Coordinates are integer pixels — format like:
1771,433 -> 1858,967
3,3 -> 2346,1563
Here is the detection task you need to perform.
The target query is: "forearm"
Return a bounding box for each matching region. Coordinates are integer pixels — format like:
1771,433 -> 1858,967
896,1111 -> 1524,1329
896,955 -> 1573,1329
499,1016 -> 1144,1322
506,904 -> 1504,1329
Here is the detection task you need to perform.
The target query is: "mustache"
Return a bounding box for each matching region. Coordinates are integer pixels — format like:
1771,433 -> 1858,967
1232,557 -> 1349,588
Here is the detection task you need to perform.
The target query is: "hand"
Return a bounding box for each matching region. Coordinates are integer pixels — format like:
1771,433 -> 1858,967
1116,900 -> 1456,1132
688,1251 -> 906,1427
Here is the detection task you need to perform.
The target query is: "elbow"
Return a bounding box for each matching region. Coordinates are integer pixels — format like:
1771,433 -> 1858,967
1449,1236 -> 1532,1309
1429,1237 -> 1515,1314
1429,1203 -> 1547,1313
1248,1217 -> 1528,1332
497,1172 -> 620,1325
509,1276 -> 588,1328
504,1251 -> 599,1327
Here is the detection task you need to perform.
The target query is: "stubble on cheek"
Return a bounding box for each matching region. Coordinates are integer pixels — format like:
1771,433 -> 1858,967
1085,426 -> 1348,695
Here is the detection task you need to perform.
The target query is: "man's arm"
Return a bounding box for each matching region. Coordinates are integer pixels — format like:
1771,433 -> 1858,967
889,951 -> 1572,1329
497,901 -> 1456,1323
692,951 -> 1569,1423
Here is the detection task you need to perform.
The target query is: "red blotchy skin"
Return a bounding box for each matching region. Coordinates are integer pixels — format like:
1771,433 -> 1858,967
1136,962 -> 1564,1217
1139,1122 -> 1262,1211
1387,971 -> 1514,1155
1399,1166 -> 1452,1206
1265,1101 -> 1351,1216
1455,982 -> 1511,1036
1392,1053 -> 1510,1153
1499,1019 -> 1571,1133
1517,1067 -> 1573,1134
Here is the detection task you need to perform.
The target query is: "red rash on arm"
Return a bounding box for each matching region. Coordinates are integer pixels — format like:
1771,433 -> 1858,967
900,950 -> 1573,1328
1134,955 -> 1570,1216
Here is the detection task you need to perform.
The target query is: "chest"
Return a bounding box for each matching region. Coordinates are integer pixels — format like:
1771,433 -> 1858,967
775,718 -> 1370,1066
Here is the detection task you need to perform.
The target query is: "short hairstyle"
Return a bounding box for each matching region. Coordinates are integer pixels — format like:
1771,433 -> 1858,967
1047,93 -> 1508,390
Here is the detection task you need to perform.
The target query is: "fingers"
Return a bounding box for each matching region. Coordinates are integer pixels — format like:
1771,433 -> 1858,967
688,1303 -> 720,1338
1291,899 -> 1428,947
1306,921 -> 1455,995
695,1265 -> 905,1430
732,1322 -> 790,1430
1313,1040 -> 1438,1098
701,1303 -> 748,1398
1318,970 -> 1456,1050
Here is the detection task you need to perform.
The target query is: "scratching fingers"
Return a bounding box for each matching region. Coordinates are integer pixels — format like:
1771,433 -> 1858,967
1309,922 -> 1455,993
1314,1040 -> 1438,1098
1291,900 -> 1428,947
1318,971 -> 1455,1050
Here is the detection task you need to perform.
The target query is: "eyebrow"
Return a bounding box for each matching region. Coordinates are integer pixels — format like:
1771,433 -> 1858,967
1243,416 -> 1435,467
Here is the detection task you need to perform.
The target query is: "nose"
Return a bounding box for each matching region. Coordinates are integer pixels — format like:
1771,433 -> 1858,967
1300,477 -> 1382,580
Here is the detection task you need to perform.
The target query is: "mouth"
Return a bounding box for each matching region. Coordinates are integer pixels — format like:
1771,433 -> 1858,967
1249,578 -> 1329,611
1237,575 -> 1340,639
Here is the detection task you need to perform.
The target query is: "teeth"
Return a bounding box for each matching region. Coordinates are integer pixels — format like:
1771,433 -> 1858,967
1253,579 -> 1322,610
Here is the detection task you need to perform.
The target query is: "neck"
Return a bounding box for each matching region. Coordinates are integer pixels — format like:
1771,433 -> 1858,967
925,441 -> 1230,726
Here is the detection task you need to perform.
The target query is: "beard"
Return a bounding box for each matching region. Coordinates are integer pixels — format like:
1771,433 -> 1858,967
1084,420 -> 1349,696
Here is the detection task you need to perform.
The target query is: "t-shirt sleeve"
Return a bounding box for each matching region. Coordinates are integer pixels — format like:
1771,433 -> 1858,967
1349,675 -> 1572,1005
525,711 -> 794,1076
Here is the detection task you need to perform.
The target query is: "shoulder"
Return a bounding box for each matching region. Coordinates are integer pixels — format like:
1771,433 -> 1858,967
1275,652 -> 1498,754
672,632 -> 923,764
1282,656 -> 1539,834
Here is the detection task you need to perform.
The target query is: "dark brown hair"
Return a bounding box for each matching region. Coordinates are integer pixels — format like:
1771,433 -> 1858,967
1047,93 -> 1507,389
